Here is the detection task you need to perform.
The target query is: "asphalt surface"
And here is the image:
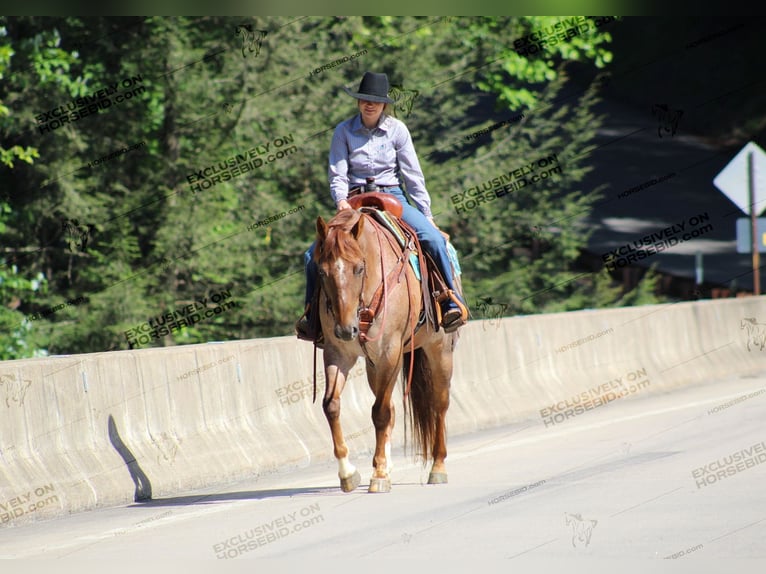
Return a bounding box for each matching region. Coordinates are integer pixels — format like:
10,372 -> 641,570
2,371 -> 765,568
578,19 -> 766,292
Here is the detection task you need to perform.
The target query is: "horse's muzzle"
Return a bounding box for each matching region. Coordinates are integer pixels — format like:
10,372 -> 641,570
334,322 -> 359,341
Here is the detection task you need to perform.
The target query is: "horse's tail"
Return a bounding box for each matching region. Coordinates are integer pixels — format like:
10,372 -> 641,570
403,347 -> 436,464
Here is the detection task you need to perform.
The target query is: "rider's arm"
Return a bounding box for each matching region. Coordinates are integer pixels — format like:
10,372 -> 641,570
393,121 -> 432,219
329,122 -> 350,208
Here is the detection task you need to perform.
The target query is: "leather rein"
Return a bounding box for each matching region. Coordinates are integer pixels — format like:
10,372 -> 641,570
313,211 -> 420,402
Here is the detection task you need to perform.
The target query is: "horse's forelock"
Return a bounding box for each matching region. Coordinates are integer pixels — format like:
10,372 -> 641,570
319,210 -> 364,264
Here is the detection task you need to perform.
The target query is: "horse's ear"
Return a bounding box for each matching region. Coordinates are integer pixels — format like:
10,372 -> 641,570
351,213 -> 364,239
316,216 -> 327,241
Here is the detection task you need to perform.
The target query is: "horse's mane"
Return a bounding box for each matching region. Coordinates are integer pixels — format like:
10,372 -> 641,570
318,209 -> 364,264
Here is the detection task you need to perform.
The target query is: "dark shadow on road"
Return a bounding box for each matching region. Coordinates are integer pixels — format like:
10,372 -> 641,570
108,414 -> 153,502
127,486 -> 346,507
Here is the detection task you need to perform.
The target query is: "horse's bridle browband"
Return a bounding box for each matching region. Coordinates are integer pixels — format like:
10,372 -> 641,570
316,210 -> 421,400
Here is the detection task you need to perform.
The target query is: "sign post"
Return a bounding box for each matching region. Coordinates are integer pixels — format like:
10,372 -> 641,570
749,152 -> 760,294
713,141 -> 766,295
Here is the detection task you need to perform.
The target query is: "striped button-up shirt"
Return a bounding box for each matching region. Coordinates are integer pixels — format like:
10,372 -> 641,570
328,113 -> 432,218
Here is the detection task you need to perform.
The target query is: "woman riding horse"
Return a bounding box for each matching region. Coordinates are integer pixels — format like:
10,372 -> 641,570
296,71 -> 468,341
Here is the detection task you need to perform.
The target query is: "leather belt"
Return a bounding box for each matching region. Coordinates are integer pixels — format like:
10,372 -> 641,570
348,184 -> 396,198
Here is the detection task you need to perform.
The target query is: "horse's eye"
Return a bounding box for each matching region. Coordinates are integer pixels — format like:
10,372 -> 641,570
354,264 -> 365,276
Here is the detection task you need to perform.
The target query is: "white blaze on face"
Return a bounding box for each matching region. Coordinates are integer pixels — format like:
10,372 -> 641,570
333,259 -> 356,326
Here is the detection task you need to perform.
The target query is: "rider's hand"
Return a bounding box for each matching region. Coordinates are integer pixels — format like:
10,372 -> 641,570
337,199 -> 352,212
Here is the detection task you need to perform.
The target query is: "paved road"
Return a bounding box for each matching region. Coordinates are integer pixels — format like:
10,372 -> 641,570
2,371 -> 765,567
577,19 -> 766,292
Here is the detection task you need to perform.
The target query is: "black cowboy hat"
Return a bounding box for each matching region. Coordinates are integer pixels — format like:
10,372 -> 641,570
343,71 -> 394,104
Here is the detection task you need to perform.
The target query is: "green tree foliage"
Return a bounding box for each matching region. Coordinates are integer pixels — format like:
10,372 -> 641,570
0,16 -> 663,357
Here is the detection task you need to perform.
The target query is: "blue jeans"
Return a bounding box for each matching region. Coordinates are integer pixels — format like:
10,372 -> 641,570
303,187 -> 463,309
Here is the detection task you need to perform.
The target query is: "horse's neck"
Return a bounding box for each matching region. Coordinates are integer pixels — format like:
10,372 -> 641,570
358,217 -> 394,292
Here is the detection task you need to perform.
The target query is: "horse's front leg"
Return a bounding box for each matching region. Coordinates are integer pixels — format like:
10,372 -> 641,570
323,351 -> 362,492
367,351 -> 402,493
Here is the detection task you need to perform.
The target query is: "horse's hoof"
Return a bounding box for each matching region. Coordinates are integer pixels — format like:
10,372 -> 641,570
427,472 -> 448,484
340,470 -> 361,493
368,477 -> 392,493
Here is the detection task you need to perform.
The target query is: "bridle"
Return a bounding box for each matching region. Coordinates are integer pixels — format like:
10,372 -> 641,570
318,211 -> 419,394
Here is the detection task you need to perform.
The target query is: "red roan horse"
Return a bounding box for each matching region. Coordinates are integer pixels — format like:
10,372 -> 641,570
313,207 -> 460,493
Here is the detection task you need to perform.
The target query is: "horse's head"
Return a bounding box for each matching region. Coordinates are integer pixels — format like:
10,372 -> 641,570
315,210 -> 367,342
742,317 -> 756,328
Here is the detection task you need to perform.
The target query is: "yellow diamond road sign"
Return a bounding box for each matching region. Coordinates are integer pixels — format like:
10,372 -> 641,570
713,141 -> 766,216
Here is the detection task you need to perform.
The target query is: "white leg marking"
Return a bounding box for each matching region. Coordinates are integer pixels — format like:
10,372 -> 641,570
337,456 -> 356,479
385,442 -> 394,473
